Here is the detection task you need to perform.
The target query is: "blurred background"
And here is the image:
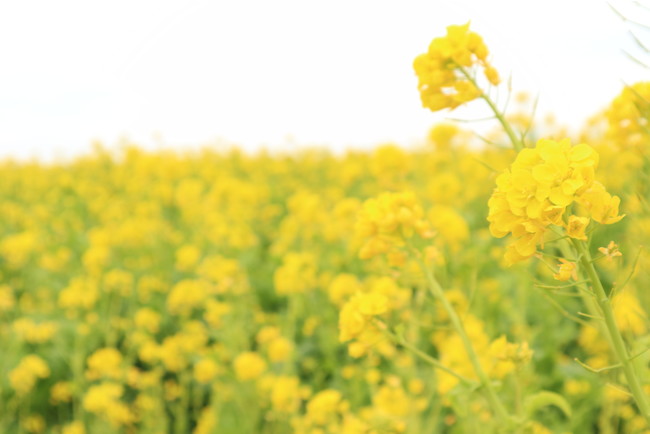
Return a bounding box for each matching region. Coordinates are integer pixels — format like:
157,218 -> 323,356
0,0 -> 647,160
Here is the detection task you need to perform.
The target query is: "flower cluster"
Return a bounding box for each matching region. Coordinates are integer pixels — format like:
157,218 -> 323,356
9,355 -> 50,396
414,23 -> 500,112
82,382 -> 135,428
487,138 -> 624,264
338,277 -> 409,358
355,191 -> 433,264
605,82 -> 650,150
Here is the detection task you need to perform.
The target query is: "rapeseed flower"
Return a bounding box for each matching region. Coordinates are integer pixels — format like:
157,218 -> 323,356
488,138 -> 623,264
414,23 -> 499,112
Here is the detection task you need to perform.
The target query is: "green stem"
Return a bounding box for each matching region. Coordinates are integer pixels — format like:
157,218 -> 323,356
458,67 -> 524,152
381,327 -> 473,385
414,255 -> 512,426
175,370 -> 191,434
572,239 -> 650,424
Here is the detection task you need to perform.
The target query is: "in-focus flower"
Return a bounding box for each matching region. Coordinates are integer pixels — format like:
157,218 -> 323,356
487,138 -> 623,264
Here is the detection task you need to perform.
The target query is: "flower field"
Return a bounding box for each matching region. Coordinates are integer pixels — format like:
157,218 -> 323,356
2,23 -> 650,434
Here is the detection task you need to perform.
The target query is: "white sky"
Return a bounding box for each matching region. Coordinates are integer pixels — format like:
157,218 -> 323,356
0,0 -> 648,160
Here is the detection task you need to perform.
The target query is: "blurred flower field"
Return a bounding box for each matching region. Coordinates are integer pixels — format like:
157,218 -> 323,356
3,23 -> 650,434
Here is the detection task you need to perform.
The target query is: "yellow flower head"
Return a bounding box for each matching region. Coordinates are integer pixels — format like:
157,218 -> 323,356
487,138 -> 623,264
598,241 -> 622,261
233,351 -> 267,381
605,82 -> 650,149
86,348 -> 123,380
356,191 -> 432,261
9,355 -> 50,396
414,23 -> 500,112
553,259 -> 577,282
193,358 -> 220,384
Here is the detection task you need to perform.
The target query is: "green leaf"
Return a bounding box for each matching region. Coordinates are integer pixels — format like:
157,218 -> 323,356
524,391 -> 572,419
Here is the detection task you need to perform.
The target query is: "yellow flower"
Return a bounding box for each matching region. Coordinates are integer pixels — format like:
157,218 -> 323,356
83,382 -> 135,427
358,292 -> 389,316
50,381 -> 73,404
134,307 -> 161,333
267,337 -> 294,363
553,259 -> 576,281
233,352 -> 267,381
270,376 -> 302,413
338,296 -> 367,343
21,415 -> 45,433
414,23 -> 499,112
428,205 -> 469,250
338,291 -> 390,343
484,65 -> 500,85
194,407 -> 218,434
565,216 -> 589,240
577,182 -> 625,225
62,421 -> 86,434
86,348 -> 123,380
306,389 -> 344,425
327,274 -> 363,306
613,291 -> 647,336
203,300 -> 231,328
373,384 -> 411,417
175,244 -> 201,271
9,355 -> 50,396
274,252 -> 318,295
598,241 -> 622,261
0,284 -> 16,312
356,191 -> 432,261
13,318 -> 58,344
167,279 -> 210,315
605,82 -> 650,149
488,138 -> 621,264
194,359 -> 220,384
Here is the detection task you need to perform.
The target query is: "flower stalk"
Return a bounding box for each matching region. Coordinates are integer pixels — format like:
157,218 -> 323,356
414,254 -> 513,427
572,238 -> 650,425
457,66 -> 524,152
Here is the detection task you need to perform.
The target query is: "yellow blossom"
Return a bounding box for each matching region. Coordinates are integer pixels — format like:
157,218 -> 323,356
86,348 -> 123,380
9,355 -> 50,396
194,359 -> 220,384
414,23 -> 499,112
488,138 -> 622,264
233,352 -> 267,381
553,259 -> 576,281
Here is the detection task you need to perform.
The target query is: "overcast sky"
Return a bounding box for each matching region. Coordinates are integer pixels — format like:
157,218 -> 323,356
0,0 -> 648,160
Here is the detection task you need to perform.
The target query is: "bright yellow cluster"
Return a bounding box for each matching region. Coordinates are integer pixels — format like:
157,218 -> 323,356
487,138 -> 624,264
605,82 -> 650,150
13,318 -> 58,344
553,259 -> 576,281
0,76 -> 646,432
82,382 -> 135,428
9,355 -> 50,396
414,23 -> 500,112
233,351 -> 267,381
338,276 -> 409,358
273,251 -> 318,295
86,348 -> 123,380
356,191 -> 433,264
256,327 -> 294,363
339,292 -> 389,342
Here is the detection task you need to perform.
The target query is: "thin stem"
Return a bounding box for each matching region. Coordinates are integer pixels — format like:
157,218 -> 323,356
457,67 -> 524,152
381,327 -> 473,385
413,254 -> 512,426
572,238 -> 650,424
